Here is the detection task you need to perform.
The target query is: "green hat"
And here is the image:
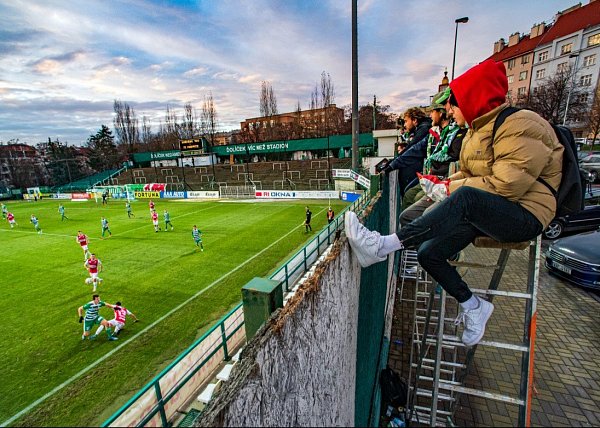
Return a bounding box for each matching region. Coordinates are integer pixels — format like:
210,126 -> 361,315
435,87 -> 451,105
429,90 -> 447,111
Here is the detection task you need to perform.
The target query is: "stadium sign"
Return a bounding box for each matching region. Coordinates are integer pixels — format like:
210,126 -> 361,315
161,191 -> 187,199
71,193 -> 90,200
187,191 -> 220,199
134,191 -> 160,199
255,190 -> 339,199
49,193 -> 71,199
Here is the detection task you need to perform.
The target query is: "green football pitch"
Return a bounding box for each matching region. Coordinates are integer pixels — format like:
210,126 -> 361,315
0,197 -> 349,426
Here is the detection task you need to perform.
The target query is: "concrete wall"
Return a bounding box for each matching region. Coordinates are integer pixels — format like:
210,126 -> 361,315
197,240 -> 362,427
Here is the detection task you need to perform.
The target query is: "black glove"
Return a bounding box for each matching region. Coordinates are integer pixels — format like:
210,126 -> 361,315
79,316 -> 83,323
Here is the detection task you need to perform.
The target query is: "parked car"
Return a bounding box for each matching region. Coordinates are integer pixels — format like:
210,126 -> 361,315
579,154 -> 600,182
545,229 -> 600,289
543,205 -> 600,239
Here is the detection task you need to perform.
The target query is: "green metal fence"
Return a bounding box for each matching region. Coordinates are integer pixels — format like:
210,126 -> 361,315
102,192 -> 372,427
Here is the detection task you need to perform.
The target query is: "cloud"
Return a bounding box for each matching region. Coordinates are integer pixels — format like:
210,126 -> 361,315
183,67 -> 208,77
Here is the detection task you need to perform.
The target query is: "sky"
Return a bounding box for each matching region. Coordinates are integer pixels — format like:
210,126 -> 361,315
0,0 -> 579,146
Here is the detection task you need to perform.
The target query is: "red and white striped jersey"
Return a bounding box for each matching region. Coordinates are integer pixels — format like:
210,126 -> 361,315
151,211 -> 158,221
114,306 -> 131,323
86,258 -> 100,273
77,234 -> 88,246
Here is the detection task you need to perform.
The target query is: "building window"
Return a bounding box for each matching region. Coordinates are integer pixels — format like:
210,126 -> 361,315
519,70 -> 528,81
521,55 -> 530,64
507,90 -> 513,99
517,87 -> 527,96
507,75 -> 514,84
557,62 -> 568,73
580,74 -> 592,86
533,87 -> 539,95
538,51 -> 548,62
560,43 -> 573,55
583,54 -> 596,67
536,69 -> 545,79
588,33 -> 600,47
578,93 -> 589,104
507,58 -> 515,69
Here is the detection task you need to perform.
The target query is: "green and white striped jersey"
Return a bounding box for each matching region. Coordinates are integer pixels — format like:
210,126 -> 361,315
83,301 -> 106,321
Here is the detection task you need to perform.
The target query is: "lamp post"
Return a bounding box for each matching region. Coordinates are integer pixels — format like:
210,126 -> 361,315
451,17 -> 469,80
562,52 -> 580,126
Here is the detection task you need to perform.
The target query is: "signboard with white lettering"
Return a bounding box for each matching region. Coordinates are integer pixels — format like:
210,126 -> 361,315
160,191 -> 187,199
187,191 -> 220,199
255,190 -> 339,199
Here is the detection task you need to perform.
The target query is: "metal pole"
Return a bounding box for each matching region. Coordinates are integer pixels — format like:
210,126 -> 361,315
451,22 -> 459,80
351,0 -> 359,170
372,95 -> 377,154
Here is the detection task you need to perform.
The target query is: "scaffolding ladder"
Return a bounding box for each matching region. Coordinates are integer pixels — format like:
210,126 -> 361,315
405,236 -> 541,427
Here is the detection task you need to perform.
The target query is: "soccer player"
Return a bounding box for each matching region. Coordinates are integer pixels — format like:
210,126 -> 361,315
327,207 -> 335,224
6,211 -> 17,228
126,201 -> 134,218
151,210 -> 160,232
78,294 -> 118,341
1,203 -> 7,219
84,253 -> 103,292
149,200 -> 155,217
107,301 -> 139,336
30,214 -> 42,234
163,209 -> 174,231
304,206 -> 312,232
76,231 -> 92,261
101,217 -> 112,238
192,225 -> 203,251
58,204 -> 68,221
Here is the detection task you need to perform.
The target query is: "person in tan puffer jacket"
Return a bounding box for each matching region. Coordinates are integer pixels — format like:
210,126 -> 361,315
345,59 -> 563,347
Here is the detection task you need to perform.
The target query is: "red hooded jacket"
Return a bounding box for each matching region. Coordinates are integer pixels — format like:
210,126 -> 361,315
449,60 -> 508,127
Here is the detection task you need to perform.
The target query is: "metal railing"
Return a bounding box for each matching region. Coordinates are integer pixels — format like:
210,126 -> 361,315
103,190 -> 372,427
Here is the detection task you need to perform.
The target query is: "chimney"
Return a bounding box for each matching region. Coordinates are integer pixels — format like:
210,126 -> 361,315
508,32 -> 520,47
530,22 -> 546,38
494,38 -> 506,53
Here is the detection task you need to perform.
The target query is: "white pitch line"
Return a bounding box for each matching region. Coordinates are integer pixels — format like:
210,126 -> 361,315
1,219 -> 312,427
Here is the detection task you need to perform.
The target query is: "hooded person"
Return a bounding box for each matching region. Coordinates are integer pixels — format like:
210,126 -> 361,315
346,59 -> 563,347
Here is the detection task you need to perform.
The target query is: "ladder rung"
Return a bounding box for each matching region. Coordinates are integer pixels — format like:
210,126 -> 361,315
418,375 -> 461,386
414,405 -> 452,416
422,337 -> 529,352
440,383 -> 525,405
419,359 -> 466,369
410,413 -> 447,426
415,365 -> 457,375
471,288 -> 532,299
415,388 -> 455,402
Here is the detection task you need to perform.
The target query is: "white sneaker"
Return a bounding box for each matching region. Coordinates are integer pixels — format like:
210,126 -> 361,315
454,296 -> 494,347
344,211 -> 386,268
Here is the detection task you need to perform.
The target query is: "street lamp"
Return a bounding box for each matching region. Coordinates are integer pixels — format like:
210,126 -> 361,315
562,52 -> 580,126
451,17 -> 469,80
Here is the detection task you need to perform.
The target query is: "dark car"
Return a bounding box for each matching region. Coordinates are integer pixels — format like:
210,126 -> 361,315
543,205 -> 600,239
545,229 -> 600,289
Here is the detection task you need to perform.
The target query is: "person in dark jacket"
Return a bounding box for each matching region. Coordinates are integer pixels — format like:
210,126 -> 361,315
402,107 -> 432,148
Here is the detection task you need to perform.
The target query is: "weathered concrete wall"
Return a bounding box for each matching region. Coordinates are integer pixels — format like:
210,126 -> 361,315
197,239 -> 362,427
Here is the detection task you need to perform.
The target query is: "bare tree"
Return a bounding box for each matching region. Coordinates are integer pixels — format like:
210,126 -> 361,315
113,100 -> 139,153
141,115 -> 152,146
586,86 -> 600,148
180,102 -> 199,140
163,105 -> 180,149
516,64 -> 590,125
201,92 -> 218,146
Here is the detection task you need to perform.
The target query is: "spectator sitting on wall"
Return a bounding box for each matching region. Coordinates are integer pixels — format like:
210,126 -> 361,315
403,107 -> 432,148
400,89 -> 468,224
345,59 -> 563,347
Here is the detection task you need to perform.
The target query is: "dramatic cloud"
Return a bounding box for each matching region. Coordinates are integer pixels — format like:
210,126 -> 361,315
0,0 -> 577,145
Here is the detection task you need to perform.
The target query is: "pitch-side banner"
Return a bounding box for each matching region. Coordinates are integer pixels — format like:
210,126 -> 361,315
187,191 -> 220,199
255,190 -> 339,199
135,191 -> 160,199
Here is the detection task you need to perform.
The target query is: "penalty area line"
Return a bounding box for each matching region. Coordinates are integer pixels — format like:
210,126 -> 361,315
1,220 -> 307,427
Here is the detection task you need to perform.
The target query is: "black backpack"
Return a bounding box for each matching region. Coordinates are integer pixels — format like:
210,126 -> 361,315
379,366 -> 407,408
491,107 -> 585,217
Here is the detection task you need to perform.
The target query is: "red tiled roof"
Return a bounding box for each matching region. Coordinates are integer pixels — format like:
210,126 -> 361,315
488,0 -> 600,62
